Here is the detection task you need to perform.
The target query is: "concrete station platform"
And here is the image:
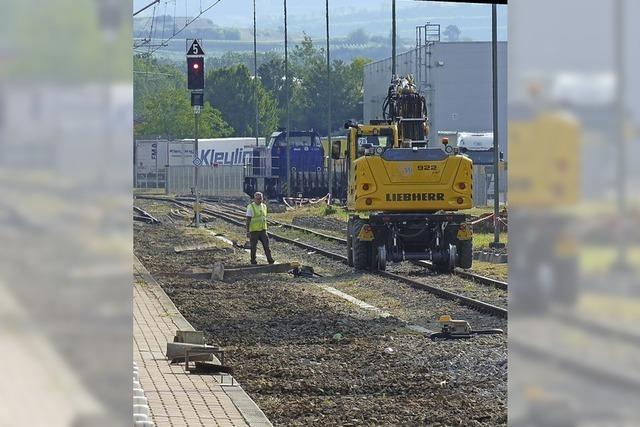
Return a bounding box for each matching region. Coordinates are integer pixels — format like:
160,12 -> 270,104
134,257 -> 272,427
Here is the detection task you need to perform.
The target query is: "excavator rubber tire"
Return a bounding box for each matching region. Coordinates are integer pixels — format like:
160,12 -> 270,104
456,239 -> 473,269
351,218 -> 371,270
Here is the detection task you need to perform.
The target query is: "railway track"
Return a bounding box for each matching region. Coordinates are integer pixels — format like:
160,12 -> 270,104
135,195 -> 640,413
133,205 -> 161,224
136,196 -> 507,318
209,199 -> 508,291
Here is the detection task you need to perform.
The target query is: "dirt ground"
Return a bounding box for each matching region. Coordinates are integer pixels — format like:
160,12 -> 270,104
134,199 -> 507,426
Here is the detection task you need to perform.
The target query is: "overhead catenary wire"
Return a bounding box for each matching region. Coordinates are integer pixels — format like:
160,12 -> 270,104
173,0 -> 177,35
136,0 -> 224,55
148,3 -> 157,55
161,1 -> 167,41
133,0 -> 160,17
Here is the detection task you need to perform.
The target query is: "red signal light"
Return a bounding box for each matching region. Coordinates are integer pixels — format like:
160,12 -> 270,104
187,57 -> 205,90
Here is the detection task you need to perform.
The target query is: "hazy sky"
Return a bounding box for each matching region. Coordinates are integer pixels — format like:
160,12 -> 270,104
133,0 -> 508,41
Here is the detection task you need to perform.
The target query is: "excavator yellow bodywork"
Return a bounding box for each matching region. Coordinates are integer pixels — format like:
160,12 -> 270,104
348,130 -> 473,212
336,77 -> 474,272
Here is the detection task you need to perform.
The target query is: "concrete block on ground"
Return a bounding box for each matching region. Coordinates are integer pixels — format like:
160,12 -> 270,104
166,342 -> 221,363
174,330 -> 205,345
220,261 -> 300,282
184,262 -> 301,282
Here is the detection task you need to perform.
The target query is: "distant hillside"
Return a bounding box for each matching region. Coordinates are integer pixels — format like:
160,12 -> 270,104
133,0 -> 506,41
134,16 -> 242,41
133,1 -> 506,62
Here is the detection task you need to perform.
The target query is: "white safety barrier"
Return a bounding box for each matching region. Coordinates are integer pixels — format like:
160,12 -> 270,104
133,362 -> 154,427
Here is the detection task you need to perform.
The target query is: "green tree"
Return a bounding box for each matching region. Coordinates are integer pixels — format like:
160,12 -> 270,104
204,65 -> 279,137
287,35 -> 327,131
258,57 -> 286,110
134,56 -> 185,121
136,86 -> 233,139
278,36 -> 371,134
206,51 -> 282,73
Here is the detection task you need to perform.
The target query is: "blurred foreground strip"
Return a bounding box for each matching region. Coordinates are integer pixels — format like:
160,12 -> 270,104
0,282 -> 103,426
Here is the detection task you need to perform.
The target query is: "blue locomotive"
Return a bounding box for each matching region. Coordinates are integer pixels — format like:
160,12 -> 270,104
243,129 -> 346,200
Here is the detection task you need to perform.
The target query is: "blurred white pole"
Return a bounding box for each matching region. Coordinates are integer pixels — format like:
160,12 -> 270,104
490,3 -> 503,249
614,0 -> 628,269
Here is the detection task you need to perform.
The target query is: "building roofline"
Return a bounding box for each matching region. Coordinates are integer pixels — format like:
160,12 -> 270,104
365,40 -> 508,67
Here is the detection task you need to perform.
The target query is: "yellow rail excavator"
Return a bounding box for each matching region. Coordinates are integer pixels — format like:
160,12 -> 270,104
331,75 -> 473,272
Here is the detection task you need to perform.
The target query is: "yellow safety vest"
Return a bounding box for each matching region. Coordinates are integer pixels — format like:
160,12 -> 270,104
248,202 -> 268,232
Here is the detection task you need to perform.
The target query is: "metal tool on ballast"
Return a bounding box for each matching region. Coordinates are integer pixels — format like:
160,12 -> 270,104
429,315 -> 503,340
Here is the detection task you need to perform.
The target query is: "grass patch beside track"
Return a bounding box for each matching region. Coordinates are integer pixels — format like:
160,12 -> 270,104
134,188 -> 166,195
473,232 -> 508,250
468,261 -> 508,281
458,206 -> 497,217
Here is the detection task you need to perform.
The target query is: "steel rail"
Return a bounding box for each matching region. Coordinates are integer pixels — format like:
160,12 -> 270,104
135,195 -> 507,310
182,200 -> 507,318
133,205 -> 161,224
207,199 -> 508,291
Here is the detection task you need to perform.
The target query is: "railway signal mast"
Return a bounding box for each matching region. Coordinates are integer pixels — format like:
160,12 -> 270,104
187,39 -> 205,227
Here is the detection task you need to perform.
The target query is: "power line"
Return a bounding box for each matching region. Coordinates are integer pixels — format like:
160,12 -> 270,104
149,0 -> 223,55
133,0 -> 160,17
134,0 -> 225,55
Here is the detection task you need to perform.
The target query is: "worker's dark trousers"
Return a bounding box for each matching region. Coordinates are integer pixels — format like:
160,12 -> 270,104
250,230 -> 274,263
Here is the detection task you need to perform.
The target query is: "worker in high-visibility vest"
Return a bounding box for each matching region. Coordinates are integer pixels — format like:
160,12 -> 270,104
245,192 -> 275,265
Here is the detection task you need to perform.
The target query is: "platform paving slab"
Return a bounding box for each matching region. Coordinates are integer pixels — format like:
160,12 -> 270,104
134,256 -> 272,427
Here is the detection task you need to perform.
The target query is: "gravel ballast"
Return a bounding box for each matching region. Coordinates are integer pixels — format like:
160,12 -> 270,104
134,199 -> 507,426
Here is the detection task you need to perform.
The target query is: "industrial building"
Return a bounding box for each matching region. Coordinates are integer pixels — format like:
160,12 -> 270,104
363,40 -> 507,154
